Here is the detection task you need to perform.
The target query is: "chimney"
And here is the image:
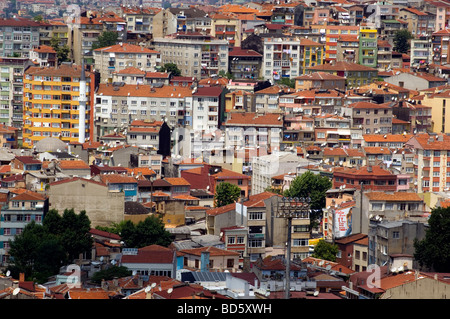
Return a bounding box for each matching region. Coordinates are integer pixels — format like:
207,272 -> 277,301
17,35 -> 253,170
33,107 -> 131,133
19,273 -> 25,282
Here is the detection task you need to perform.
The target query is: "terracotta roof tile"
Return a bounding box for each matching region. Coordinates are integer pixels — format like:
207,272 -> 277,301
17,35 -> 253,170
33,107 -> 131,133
364,192 -> 422,202
94,43 -> 159,54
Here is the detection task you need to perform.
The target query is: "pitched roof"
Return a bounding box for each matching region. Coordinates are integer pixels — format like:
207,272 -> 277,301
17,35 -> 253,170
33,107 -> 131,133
308,61 -> 377,72
224,112 -> 283,127
164,177 -> 191,186
364,192 -> 423,202
96,83 -> 192,98
101,174 -> 138,184
180,246 -> 240,257
94,43 -> 159,54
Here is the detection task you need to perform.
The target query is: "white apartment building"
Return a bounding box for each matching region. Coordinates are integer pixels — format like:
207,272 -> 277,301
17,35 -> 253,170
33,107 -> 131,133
94,83 -> 193,138
153,33 -> 228,79
252,151 -> 308,195
93,43 -> 161,83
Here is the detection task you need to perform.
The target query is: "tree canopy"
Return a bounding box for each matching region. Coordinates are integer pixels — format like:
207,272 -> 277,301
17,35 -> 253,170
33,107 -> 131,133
160,63 -> 181,76
393,29 -> 413,54
414,206 -> 450,272
283,171 -> 332,228
50,35 -> 71,63
214,182 -> 242,208
91,31 -> 119,50
119,216 -> 173,248
7,208 -> 93,283
312,239 -> 339,262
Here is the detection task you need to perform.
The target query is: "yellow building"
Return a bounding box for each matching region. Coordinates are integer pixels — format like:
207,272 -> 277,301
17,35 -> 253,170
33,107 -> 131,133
23,63 -> 93,149
421,90 -> 450,133
311,25 -> 360,63
299,38 -> 325,74
210,13 -> 241,47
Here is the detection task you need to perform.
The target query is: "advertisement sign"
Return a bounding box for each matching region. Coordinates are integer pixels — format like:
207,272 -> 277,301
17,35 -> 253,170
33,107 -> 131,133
334,207 -> 353,238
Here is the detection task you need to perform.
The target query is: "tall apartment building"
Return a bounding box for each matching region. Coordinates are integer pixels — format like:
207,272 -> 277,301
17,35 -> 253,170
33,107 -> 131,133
410,37 -> 433,69
0,17 -> 41,58
121,6 -> 161,35
263,37 -> 324,81
153,32 -> 229,79
359,24 -> 378,69
94,83 -> 192,138
320,25 -> 360,63
405,133 -> 450,193
210,13 -> 241,48
192,86 -> 225,132
93,43 -> 161,83
0,57 -> 34,131
22,63 -> 95,148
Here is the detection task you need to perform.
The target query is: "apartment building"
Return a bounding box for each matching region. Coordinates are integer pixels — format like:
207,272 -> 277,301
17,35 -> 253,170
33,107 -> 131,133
22,63 -> 95,148
405,133 -> 450,193
320,25 -> 360,63
341,101 -> 393,135
126,119 -> 163,150
228,47 -> 263,80
399,7 -> 435,37
410,37 -> 433,69
0,17 -> 41,58
0,57 -> 33,129
307,61 -> 378,89
377,40 -> 392,71
0,191 -> 48,265
94,83 -> 192,138
93,43 -> 161,83
153,32 -> 229,79
29,45 -> 57,67
121,6 -> 161,35
431,28 -> 450,65
210,13 -> 241,48
368,219 -> 427,268
38,20 -> 70,49
224,112 -> 283,156
421,89 -> 450,133
336,34 -> 359,64
192,86 -> 225,132
262,37 -> 324,80
359,24 -> 378,69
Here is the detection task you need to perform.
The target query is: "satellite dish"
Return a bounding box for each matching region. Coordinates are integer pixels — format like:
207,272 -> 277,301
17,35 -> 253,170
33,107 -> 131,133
6,270 -> 10,277
313,291 -> 319,297
167,288 -> 173,294
151,283 -> 156,288
144,286 -> 151,293
13,288 -> 20,296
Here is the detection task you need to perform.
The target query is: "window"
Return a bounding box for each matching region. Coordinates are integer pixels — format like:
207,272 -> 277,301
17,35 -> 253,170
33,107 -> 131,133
228,236 -> 235,244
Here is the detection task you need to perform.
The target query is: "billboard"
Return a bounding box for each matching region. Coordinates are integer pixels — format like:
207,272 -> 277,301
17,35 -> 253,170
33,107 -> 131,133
334,207 -> 353,238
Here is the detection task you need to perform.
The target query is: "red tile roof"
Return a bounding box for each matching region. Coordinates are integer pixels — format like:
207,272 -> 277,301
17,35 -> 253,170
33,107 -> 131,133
94,43 -> 159,54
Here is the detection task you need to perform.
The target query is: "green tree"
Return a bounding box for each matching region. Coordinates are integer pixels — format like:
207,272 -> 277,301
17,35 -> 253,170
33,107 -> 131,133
91,31 -> 119,50
59,209 -> 92,261
414,206 -> 450,272
160,63 -> 181,76
91,266 -> 132,284
7,221 -> 66,282
393,29 -> 413,54
214,182 -> 242,208
8,208 -> 93,283
283,171 -> 332,229
120,216 -> 172,248
312,239 -> 339,262
277,77 -> 295,88
50,35 -> 71,63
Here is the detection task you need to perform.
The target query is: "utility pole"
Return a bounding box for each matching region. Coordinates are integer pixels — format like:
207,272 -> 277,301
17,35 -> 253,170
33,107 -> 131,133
276,197 -> 311,299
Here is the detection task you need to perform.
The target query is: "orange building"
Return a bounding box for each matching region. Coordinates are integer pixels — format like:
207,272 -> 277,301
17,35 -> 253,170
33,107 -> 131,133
22,63 -> 96,148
